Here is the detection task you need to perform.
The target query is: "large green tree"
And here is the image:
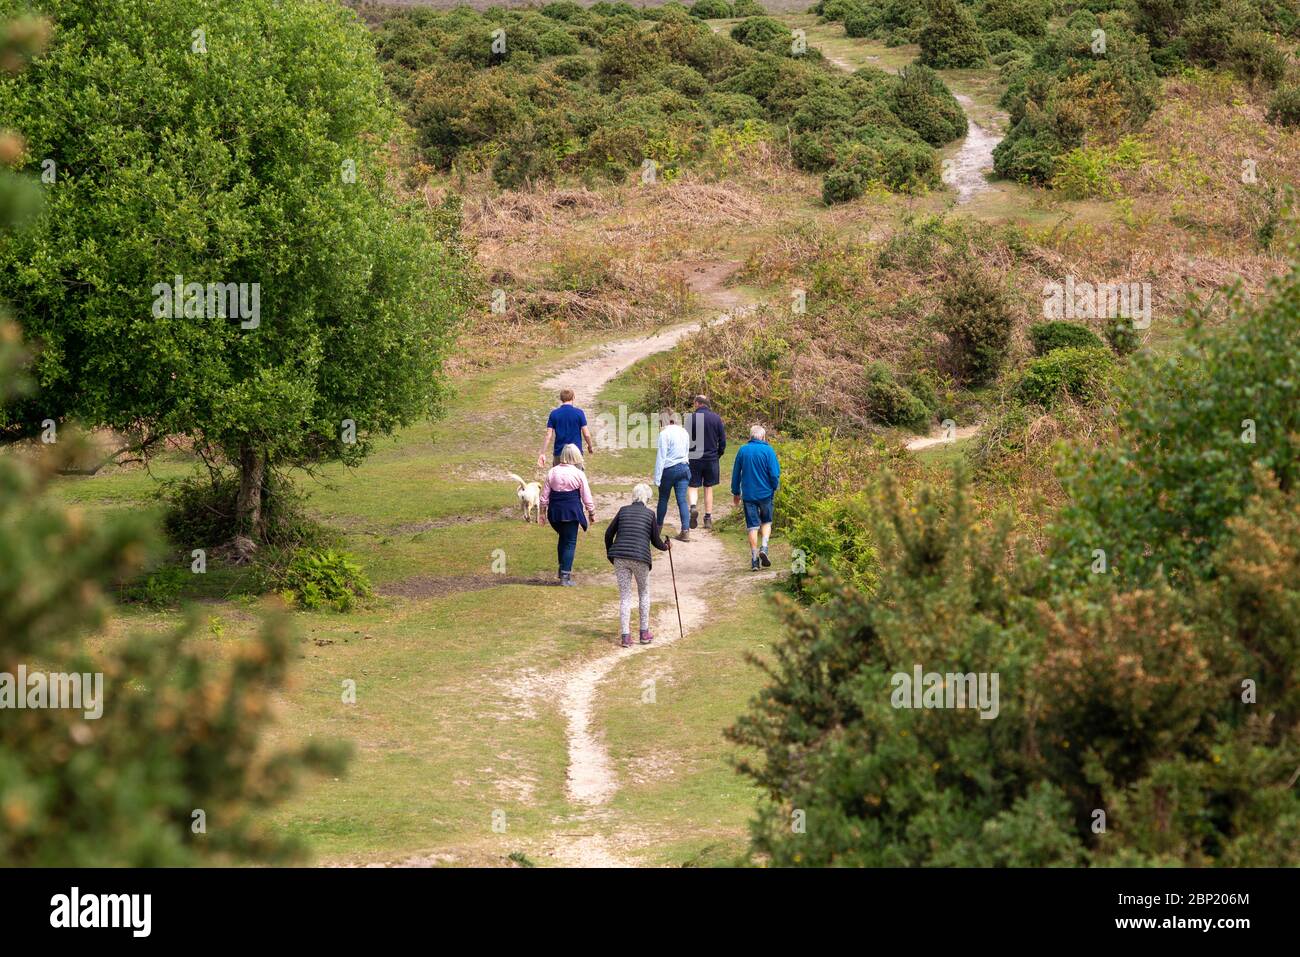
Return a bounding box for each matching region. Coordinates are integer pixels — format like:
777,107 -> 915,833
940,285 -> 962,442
0,0 -> 469,546
0,10 -> 347,867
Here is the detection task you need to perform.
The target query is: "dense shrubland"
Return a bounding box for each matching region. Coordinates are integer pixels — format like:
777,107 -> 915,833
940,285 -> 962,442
637,214 -> 1127,440
816,0 -> 1299,188
730,254 -> 1300,866
370,4 -> 967,201
993,0 -> 1298,185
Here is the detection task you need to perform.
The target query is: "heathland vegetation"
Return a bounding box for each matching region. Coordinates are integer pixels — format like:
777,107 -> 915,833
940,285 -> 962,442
367,2 -> 968,200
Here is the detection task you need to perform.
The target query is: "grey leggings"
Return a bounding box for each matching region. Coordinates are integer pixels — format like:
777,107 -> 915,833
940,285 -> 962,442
613,557 -> 651,635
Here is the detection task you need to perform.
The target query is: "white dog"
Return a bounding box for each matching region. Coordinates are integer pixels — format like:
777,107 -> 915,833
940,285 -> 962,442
508,473 -> 542,524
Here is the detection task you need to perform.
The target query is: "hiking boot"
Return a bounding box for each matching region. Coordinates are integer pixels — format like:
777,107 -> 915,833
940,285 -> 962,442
560,571 -> 575,587
620,634 -> 633,648
689,507 -> 699,529
751,556 -> 760,571
675,530 -> 690,542
703,513 -> 712,530
759,550 -> 771,568
639,629 -> 654,645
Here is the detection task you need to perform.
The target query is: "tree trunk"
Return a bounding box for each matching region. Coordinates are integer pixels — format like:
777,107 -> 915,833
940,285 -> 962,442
235,442 -> 265,546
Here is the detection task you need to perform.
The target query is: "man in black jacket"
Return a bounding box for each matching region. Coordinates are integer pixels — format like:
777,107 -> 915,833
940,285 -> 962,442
684,394 -> 726,530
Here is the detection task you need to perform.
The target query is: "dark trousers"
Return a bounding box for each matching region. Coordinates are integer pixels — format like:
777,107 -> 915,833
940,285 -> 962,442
656,462 -> 690,533
552,519 -> 580,573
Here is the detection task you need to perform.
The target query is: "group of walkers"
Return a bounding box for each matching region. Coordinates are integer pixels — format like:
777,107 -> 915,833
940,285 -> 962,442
532,389 -> 781,647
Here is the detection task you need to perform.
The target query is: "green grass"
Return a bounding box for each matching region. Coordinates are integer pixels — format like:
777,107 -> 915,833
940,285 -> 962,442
594,588 -> 783,866
50,301 -> 787,866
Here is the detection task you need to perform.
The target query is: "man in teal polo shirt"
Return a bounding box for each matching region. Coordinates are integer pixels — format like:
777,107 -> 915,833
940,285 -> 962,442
730,423 -> 780,571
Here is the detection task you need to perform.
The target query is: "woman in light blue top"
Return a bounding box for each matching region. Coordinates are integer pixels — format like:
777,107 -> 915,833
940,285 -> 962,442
653,409 -> 692,541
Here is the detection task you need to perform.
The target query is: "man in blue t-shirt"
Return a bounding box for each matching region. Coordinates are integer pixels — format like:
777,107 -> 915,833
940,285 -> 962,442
537,388 -> 595,468
730,423 -> 780,571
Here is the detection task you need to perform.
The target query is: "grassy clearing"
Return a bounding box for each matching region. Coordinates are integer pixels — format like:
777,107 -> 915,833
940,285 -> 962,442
57,279 -> 788,865
594,583 -> 785,867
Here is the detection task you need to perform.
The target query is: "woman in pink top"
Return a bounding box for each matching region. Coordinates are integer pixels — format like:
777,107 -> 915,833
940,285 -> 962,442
540,443 -> 597,586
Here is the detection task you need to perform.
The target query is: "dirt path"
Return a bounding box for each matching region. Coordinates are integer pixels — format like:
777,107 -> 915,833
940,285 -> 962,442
540,261 -> 749,409
905,423 -> 982,451
949,94 -> 1001,205
536,261 -> 763,866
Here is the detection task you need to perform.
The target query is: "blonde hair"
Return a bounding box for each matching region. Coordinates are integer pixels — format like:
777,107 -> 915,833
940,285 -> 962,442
632,483 -> 652,504
559,443 -> 584,468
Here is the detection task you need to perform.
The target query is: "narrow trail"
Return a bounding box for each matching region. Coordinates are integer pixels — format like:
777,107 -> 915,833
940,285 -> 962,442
818,44 -> 995,438
814,36 -> 1002,210
905,423 -> 982,451
532,261 -> 767,867
949,94 -> 1001,205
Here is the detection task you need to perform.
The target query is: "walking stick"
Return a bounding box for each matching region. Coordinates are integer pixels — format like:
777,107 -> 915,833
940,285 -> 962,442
667,543 -> 685,640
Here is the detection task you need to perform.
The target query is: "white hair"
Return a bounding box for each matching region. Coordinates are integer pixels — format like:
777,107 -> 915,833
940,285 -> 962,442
632,483 -> 652,504
750,424 -> 766,441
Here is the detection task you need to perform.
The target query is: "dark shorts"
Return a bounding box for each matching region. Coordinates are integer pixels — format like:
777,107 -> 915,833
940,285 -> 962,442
742,497 -> 774,530
688,457 -> 720,488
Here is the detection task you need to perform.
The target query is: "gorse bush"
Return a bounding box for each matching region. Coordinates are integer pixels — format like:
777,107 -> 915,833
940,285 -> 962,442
1028,320 -> 1105,355
731,257 -> 1300,863
935,269 -> 1014,385
819,0 -> 927,46
980,0 -> 1049,38
1134,0 -> 1295,85
1016,345 -> 1113,407
1053,259 -> 1300,588
729,15 -> 794,52
993,12 -> 1160,185
987,0 -> 1297,186
889,65 -> 968,147
1267,83 -> 1300,126
691,0 -> 734,17
862,360 -> 933,431
919,0 -> 989,68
